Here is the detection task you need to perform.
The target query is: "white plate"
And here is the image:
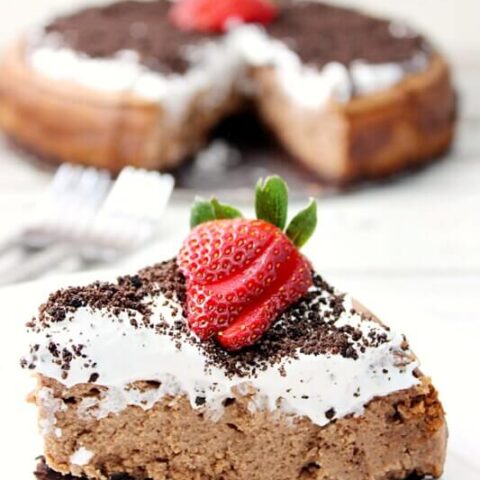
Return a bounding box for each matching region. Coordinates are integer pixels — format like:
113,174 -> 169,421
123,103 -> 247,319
0,274 -> 479,478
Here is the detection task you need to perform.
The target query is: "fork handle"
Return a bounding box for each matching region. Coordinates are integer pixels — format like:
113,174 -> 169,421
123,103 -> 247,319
0,243 -> 75,287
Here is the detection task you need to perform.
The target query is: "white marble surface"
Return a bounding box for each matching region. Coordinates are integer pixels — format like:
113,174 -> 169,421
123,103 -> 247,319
0,0 -> 479,476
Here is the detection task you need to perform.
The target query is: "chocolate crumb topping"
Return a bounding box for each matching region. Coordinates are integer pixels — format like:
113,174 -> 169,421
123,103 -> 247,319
42,0 -> 209,74
197,273 -> 388,377
325,407 -> 336,420
23,259 -> 390,381
32,259 -> 185,333
267,2 -> 428,68
23,260 -> 186,375
38,0 -> 429,77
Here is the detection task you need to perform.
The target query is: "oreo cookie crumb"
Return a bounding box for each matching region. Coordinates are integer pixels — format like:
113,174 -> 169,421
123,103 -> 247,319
268,2 -> 427,69
42,1 -> 210,75
24,260 -> 390,381
25,260 -> 186,376
325,407 -> 336,420
196,273 -> 389,377
38,1 -> 429,89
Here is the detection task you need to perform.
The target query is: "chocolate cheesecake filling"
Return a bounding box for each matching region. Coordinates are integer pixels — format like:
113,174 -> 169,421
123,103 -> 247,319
40,0 -> 428,76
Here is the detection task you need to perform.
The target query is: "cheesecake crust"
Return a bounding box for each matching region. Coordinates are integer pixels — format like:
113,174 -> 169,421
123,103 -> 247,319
34,374 -> 446,480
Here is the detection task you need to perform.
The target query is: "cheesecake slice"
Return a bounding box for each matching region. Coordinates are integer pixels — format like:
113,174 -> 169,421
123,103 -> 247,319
22,178 -> 446,479
0,0 -> 455,184
24,261 -> 446,480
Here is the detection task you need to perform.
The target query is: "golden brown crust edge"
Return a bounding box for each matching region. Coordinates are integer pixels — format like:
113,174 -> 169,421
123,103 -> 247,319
0,39 -> 456,184
33,374 -> 446,480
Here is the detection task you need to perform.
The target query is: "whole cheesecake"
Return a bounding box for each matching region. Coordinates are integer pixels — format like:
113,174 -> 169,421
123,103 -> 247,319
0,0 -> 456,183
23,177 -> 446,479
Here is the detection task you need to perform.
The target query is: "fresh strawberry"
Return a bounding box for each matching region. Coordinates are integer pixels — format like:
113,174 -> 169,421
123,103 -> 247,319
169,0 -> 278,33
217,252 -> 312,350
181,222 -> 302,339
178,219 -> 277,285
178,176 -> 317,350
179,218 -> 312,347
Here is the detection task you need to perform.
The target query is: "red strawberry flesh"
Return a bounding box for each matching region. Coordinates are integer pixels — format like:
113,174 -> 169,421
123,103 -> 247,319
178,218 -> 313,350
186,233 -> 298,339
178,219 -> 276,285
169,0 -> 278,33
216,252 -> 312,349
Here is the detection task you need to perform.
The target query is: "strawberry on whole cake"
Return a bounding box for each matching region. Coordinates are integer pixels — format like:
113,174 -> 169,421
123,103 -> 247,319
23,176 -> 446,480
0,0 -> 456,184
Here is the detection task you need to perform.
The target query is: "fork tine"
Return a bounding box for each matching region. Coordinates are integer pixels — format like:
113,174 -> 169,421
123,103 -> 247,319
59,167 -> 112,235
84,169 -> 174,256
26,165 -> 113,245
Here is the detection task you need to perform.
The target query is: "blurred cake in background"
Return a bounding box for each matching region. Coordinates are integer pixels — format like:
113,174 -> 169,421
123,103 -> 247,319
0,0 -> 456,184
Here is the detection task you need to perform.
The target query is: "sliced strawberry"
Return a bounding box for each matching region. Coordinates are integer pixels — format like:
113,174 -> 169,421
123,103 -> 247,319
217,253 -> 312,350
216,299 -> 278,351
178,214 -> 314,349
185,233 -> 298,339
169,0 -> 278,33
178,219 -> 277,285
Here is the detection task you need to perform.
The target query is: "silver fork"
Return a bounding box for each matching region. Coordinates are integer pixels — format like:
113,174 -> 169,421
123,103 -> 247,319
0,164 -> 112,254
0,165 -> 174,286
77,166 -> 175,263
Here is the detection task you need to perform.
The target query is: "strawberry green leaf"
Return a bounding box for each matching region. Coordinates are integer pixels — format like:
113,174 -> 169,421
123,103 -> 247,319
190,197 -> 216,228
211,198 -> 243,220
255,176 -> 289,230
286,199 -> 317,248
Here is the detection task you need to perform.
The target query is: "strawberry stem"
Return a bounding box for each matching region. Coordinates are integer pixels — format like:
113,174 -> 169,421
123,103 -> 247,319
255,175 -> 288,230
189,176 -> 318,248
190,197 -> 243,228
286,199 -> 317,248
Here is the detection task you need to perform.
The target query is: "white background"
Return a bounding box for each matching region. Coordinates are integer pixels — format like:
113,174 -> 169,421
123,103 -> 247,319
0,0 -> 479,476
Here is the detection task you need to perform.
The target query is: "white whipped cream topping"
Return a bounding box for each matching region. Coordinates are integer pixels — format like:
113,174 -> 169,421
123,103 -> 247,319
28,285 -> 419,428
27,23 -> 427,116
37,387 -> 66,436
70,447 -> 94,466
28,31 -> 245,121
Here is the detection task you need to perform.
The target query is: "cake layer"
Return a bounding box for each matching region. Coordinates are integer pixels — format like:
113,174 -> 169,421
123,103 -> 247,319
0,0 -> 456,182
33,375 -> 445,480
252,53 -> 455,183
